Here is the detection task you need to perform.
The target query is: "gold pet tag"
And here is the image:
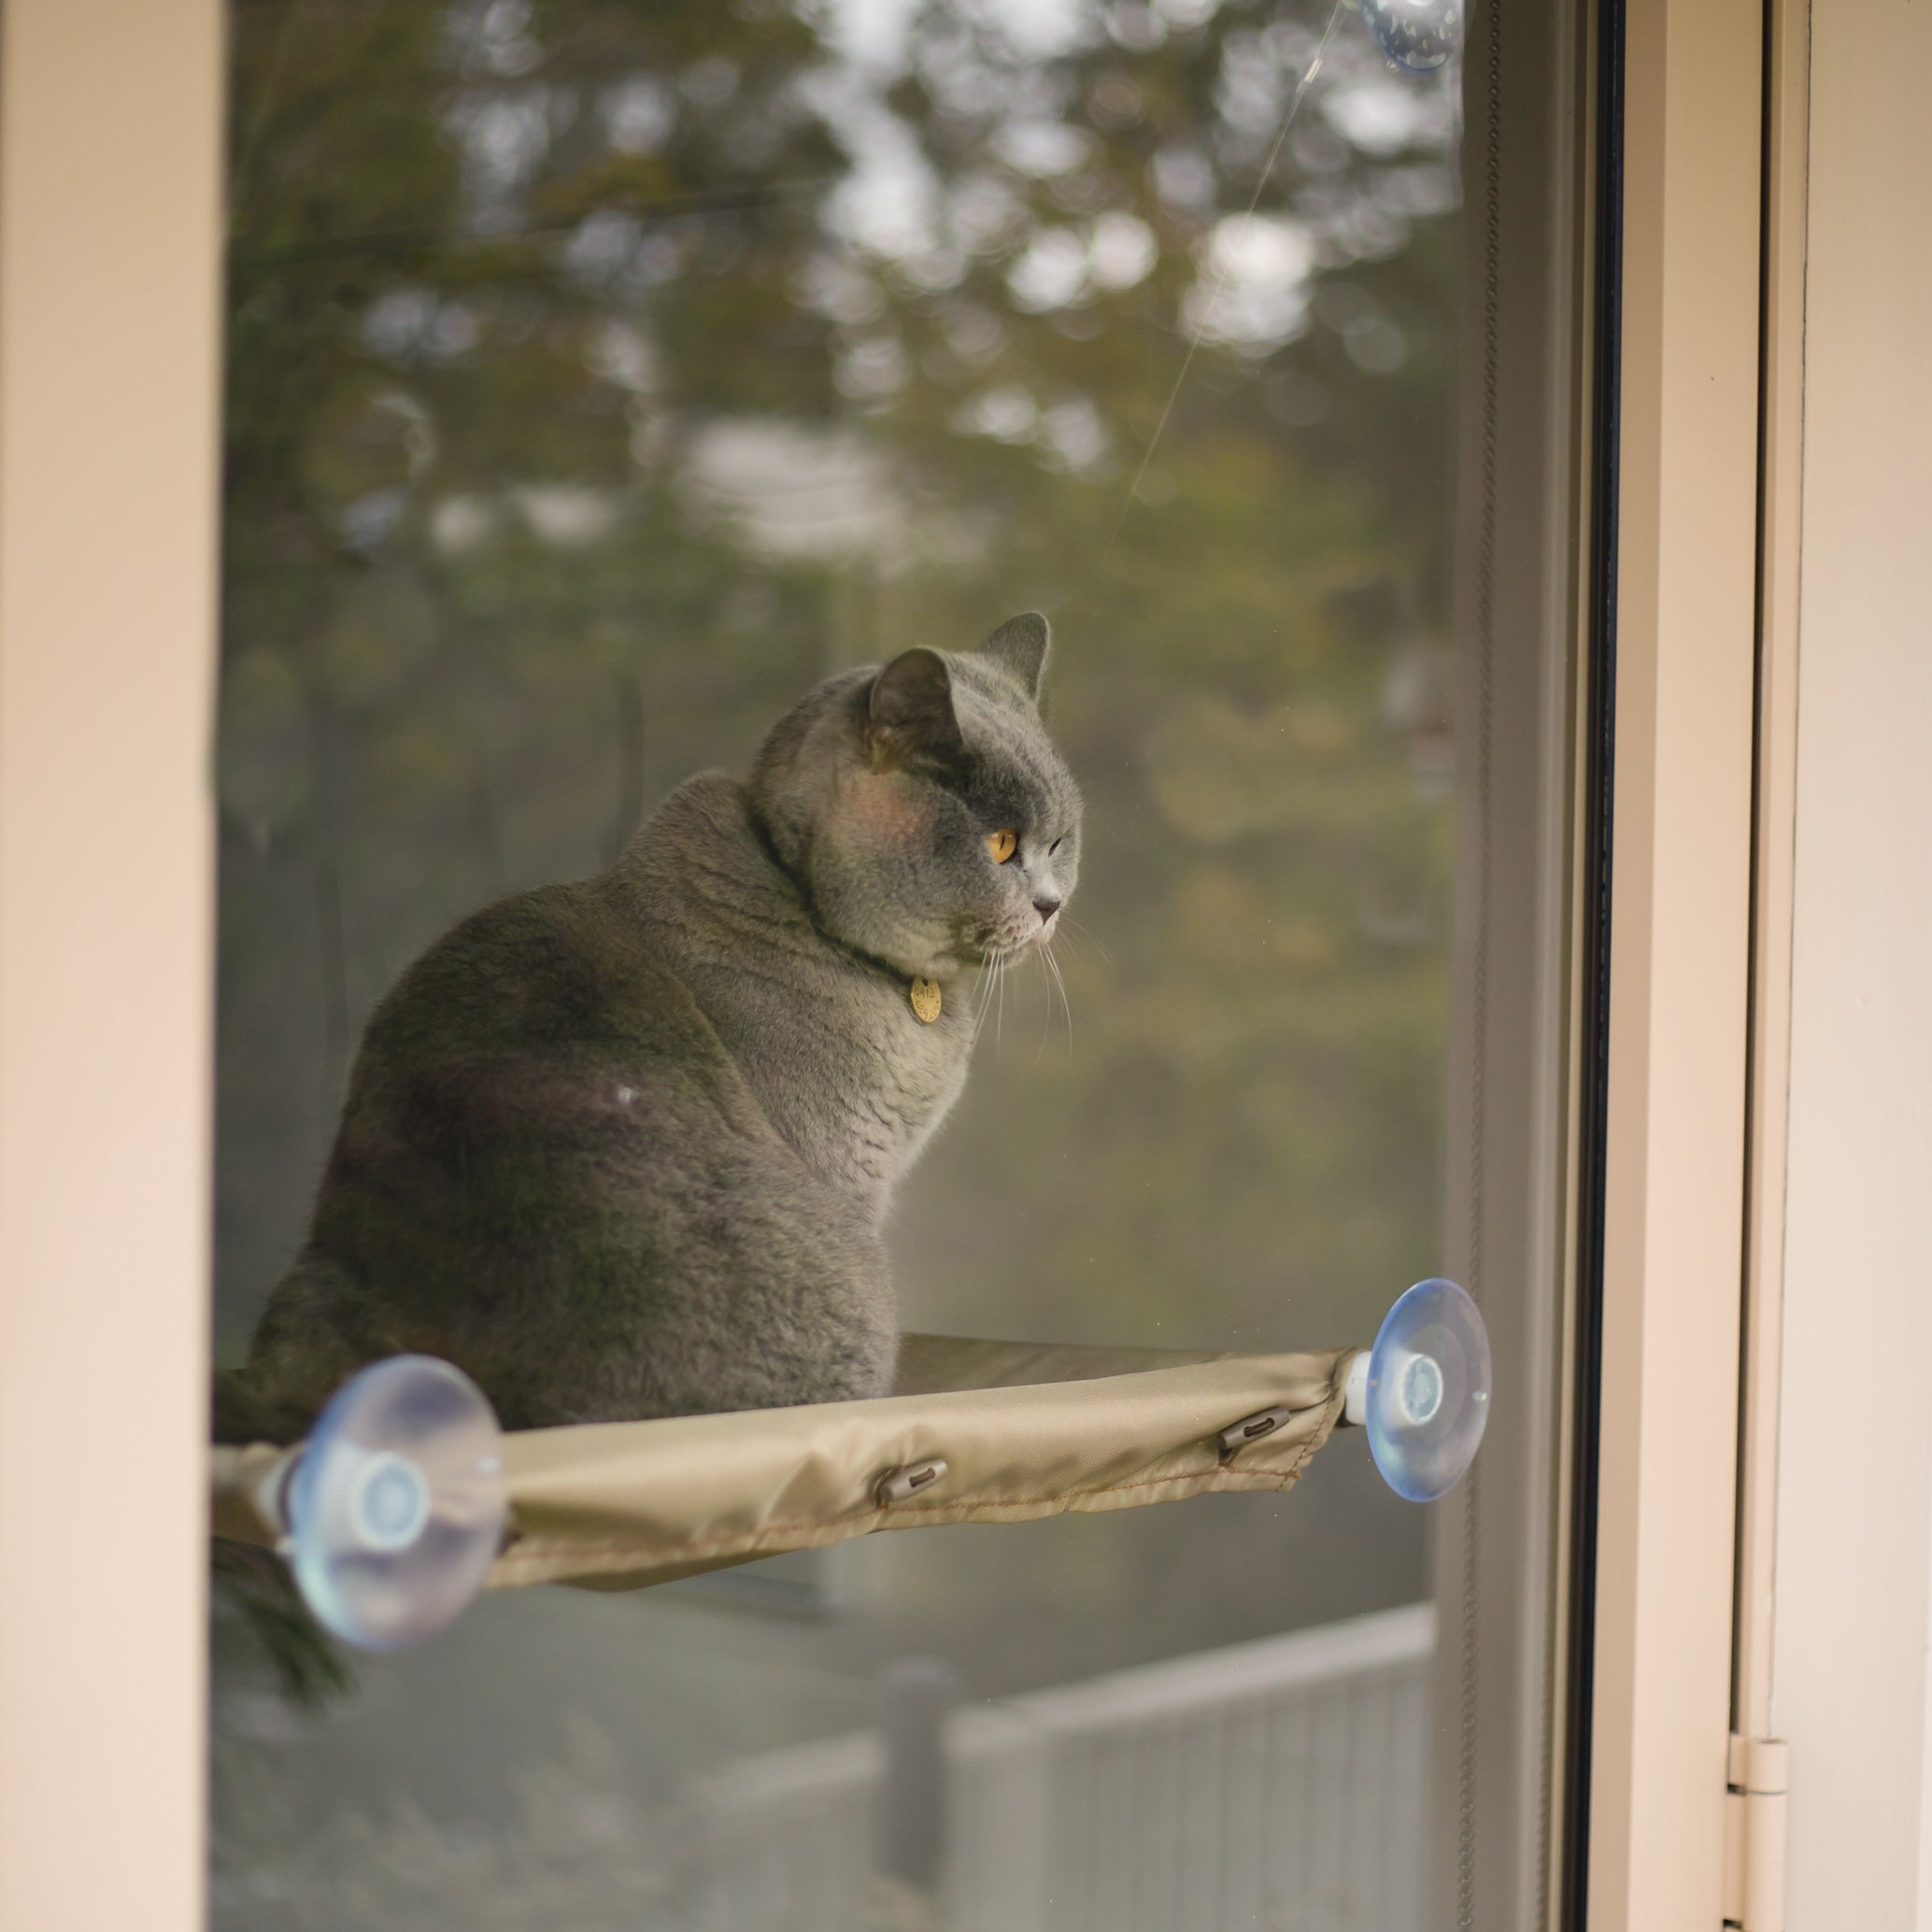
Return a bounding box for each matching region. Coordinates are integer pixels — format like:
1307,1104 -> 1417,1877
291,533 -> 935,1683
909,976 -> 942,1023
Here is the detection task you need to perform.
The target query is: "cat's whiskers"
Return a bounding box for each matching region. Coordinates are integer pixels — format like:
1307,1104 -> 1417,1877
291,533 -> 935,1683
970,960 -> 993,1034
1032,948 -> 1053,1067
1058,915 -> 1113,968
971,951 -> 1005,1039
1043,939 -> 1074,1063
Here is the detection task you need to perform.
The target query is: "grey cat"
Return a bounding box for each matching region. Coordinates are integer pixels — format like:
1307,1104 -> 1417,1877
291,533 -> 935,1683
217,614 -> 1080,1440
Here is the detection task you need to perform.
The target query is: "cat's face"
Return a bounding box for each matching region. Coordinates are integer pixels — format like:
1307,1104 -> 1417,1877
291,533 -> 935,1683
751,615 -> 1083,982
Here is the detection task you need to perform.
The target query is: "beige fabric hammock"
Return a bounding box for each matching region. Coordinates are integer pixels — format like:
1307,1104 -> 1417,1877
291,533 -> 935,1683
211,1334 -> 1354,1594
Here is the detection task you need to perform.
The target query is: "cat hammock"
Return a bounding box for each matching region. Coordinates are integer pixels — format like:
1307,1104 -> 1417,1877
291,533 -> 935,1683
209,1280 -> 1490,1652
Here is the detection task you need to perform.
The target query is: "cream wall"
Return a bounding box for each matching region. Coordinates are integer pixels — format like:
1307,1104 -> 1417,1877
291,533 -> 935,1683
1770,0 -> 1932,1925
0,3 -> 222,1929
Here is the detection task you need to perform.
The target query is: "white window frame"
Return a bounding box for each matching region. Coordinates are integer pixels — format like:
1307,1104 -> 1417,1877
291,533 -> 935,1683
0,3 -> 223,1929
15,0 -> 1925,1926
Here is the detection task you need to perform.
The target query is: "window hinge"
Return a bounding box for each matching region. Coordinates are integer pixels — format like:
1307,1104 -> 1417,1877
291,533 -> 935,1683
1722,1733 -> 1790,1931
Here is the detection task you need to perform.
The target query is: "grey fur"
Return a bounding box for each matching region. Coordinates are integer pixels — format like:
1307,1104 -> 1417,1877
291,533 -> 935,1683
222,616 -> 1082,1437
973,612 -> 1051,700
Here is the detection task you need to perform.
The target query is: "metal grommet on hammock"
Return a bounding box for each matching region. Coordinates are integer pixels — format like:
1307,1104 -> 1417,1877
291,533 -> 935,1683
875,1458 -> 948,1507
1218,1406 -> 1297,1457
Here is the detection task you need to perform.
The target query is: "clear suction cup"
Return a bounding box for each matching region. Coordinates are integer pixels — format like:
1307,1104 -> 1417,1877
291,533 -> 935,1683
283,1355 -> 505,1651
1358,0 -> 1462,73
1347,1277 -> 1490,1502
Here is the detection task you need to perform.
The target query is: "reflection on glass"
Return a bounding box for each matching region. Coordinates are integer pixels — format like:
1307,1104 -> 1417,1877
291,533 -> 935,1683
214,0 -> 1465,1922
1358,0 -> 1463,73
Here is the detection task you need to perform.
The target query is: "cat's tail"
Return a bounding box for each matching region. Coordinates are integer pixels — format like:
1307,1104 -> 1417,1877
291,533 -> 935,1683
210,1540 -> 352,1707
210,1365 -> 349,1705
211,1364 -> 318,1446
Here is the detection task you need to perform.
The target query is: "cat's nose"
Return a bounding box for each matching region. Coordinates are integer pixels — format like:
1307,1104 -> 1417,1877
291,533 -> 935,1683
1033,896 -> 1061,923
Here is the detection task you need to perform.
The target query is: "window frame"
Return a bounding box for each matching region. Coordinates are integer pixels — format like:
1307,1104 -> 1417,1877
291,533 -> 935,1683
0,2 -> 224,1928
1571,0 -> 1767,1925
0,2 -> 1795,1927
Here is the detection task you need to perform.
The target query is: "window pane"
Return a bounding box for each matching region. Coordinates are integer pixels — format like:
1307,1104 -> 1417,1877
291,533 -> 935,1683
212,1 -> 1584,1925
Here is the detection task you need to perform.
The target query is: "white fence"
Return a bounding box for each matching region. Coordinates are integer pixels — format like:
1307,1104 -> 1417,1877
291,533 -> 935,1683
696,1603 -> 1433,1932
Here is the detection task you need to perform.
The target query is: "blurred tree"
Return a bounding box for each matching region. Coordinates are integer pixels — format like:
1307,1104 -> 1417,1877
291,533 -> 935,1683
220,0 -> 1459,1357
215,0 -> 1463,1903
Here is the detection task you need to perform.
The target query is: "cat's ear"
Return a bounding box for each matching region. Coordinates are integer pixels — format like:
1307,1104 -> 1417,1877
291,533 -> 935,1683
974,612 -> 1051,701
867,648 -> 962,767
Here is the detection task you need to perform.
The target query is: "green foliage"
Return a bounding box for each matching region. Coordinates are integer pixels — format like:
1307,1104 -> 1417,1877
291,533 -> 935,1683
214,0 -> 1462,1898
219,0 -> 1461,1351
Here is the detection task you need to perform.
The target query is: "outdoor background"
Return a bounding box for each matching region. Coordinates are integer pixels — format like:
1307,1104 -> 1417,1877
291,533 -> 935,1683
210,0 -> 1464,1921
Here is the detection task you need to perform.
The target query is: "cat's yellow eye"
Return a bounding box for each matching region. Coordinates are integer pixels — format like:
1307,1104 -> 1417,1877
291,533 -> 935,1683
987,829 -> 1017,864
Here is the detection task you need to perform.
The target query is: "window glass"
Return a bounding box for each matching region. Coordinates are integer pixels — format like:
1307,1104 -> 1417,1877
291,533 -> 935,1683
212,0 -> 1575,1924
